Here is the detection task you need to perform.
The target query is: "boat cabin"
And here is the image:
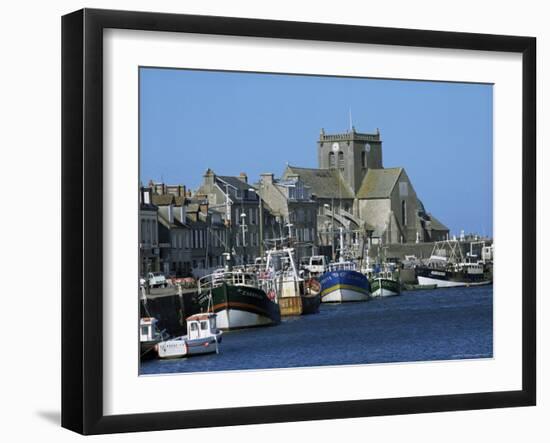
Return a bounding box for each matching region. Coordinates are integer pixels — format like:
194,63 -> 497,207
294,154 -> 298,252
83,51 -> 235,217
306,255 -> 328,274
328,261 -> 357,272
140,317 -> 163,342
186,313 -> 219,340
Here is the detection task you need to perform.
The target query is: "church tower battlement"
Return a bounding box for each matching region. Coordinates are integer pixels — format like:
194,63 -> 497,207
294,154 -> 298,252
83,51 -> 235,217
317,127 -> 383,194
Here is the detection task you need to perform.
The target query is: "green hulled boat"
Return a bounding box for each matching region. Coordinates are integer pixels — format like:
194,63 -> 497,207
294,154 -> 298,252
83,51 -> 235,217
197,271 -> 281,330
370,277 -> 401,297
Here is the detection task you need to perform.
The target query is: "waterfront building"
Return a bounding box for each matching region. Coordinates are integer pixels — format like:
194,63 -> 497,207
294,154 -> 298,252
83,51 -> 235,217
197,169 -> 281,265
153,193 -> 192,277
139,186 -> 160,275
258,172 -> 318,260
283,127 -> 449,247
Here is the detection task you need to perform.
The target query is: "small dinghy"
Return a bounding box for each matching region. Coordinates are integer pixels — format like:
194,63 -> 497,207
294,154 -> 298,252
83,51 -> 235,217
156,313 -> 223,359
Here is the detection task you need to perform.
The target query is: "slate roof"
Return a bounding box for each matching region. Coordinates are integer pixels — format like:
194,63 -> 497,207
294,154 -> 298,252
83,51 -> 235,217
216,175 -> 253,192
284,166 -> 354,199
151,194 -> 175,206
356,168 -> 403,199
427,213 -> 449,232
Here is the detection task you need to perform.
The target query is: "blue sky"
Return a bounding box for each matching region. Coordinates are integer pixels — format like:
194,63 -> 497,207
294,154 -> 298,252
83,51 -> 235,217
140,68 -> 493,237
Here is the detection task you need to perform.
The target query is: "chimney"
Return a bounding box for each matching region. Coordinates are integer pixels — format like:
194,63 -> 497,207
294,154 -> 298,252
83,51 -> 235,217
239,172 -> 248,183
167,204 -> 174,224
204,168 -> 215,186
143,188 -> 151,205
260,173 -> 274,185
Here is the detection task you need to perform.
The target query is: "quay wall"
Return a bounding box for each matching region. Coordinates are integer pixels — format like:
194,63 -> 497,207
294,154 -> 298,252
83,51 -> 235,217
140,290 -> 199,337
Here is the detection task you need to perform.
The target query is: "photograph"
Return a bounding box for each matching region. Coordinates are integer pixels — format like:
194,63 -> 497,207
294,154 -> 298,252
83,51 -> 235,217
138,67 -> 494,375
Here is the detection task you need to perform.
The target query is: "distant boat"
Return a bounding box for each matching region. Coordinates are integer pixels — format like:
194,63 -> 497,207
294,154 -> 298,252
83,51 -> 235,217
319,228 -> 370,302
156,313 -> 223,358
366,263 -> 401,297
415,240 -> 493,288
197,270 -> 281,330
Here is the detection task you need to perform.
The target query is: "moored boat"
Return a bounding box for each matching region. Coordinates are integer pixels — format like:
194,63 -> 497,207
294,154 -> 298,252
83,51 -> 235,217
319,227 -> 370,302
156,313 -> 223,358
140,317 -> 168,360
370,276 -> 401,297
366,263 -> 401,297
262,247 -> 321,316
415,240 -> 492,288
197,270 -> 281,330
319,261 -> 371,302
416,264 -> 492,288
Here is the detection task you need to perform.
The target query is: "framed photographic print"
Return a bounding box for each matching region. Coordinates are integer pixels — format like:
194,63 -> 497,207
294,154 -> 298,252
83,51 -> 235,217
61,8 -> 536,435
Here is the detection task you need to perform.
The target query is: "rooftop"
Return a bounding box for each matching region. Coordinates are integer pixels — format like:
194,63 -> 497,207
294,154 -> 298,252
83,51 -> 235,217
284,165 -> 354,199
356,168 -> 403,199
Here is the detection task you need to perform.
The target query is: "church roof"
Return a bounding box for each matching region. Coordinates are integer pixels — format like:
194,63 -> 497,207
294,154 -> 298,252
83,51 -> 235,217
356,168 -> 403,199
426,213 -> 449,232
284,165 -> 354,199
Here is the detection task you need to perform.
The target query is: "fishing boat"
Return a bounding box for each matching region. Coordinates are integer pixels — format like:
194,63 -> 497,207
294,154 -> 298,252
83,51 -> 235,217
319,228 -> 370,302
197,270 -> 281,329
415,240 -> 493,288
156,313 -> 223,358
362,258 -> 401,297
261,247 -> 321,316
371,274 -> 400,297
139,317 -> 168,359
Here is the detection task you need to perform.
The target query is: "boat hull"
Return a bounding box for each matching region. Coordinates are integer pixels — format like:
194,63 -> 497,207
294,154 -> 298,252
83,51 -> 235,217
198,283 -> 281,330
319,270 -> 370,302
371,278 -> 401,297
140,340 -> 161,360
416,267 -> 492,288
157,333 -> 223,358
301,293 -> 321,314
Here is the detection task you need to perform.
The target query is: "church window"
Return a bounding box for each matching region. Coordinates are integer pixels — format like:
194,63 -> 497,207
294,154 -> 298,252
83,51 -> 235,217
338,151 -> 345,169
361,151 -> 366,168
399,181 -> 408,197
402,200 -> 407,226
329,152 -> 336,169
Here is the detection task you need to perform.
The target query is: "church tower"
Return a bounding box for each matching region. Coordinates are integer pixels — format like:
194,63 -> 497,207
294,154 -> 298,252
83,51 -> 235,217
317,127 -> 383,193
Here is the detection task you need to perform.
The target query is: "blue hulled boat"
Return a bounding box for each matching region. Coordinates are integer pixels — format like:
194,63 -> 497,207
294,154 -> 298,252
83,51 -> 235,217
319,261 -> 371,302
319,228 -> 370,302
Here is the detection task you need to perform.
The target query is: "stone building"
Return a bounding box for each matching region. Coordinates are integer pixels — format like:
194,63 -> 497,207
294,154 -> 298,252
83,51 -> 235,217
150,182 -> 227,277
197,169 -> 281,265
283,127 -> 449,246
139,186 -> 160,275
258,172 -> 318,259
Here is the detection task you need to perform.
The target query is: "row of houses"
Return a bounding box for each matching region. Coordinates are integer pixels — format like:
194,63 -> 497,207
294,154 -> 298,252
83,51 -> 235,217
139,127 -> 450,278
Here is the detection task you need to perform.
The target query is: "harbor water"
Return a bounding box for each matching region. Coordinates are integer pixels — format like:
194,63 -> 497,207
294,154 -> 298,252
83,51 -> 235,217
140,285 -> 493,375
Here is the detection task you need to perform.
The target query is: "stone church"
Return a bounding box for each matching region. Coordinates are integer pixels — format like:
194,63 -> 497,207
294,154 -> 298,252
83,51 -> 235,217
282,127 -> 449,245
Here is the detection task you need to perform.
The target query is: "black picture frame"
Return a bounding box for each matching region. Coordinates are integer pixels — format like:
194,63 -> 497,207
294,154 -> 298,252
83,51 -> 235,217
61,8 -> 536,435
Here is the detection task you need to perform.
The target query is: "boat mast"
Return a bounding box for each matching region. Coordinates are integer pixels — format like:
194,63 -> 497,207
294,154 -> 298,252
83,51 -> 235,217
339,226 -> 345,263
224,183 -> 233,271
